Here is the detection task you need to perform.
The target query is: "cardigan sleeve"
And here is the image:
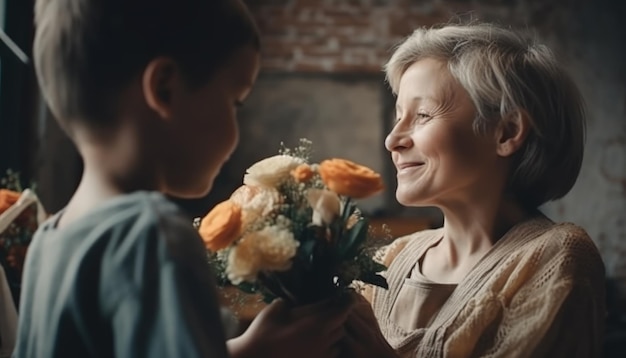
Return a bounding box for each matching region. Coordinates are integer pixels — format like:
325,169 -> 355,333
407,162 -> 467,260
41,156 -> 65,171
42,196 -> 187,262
443,224 -> 606,358
516,226 -> 606,358
531,280 -> 605,358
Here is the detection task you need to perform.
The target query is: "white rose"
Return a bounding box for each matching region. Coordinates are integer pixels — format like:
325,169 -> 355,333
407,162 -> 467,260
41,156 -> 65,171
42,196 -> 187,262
254,225 -> 299,271
226,225 -> 299,284
230,185 -> 281,228
227,241 -> 261,285
243,155 -> 304,188
306,189 -> 341,226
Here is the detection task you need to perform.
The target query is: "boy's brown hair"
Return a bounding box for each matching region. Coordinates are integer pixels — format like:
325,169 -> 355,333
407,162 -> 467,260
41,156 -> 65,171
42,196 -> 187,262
34,0 -> 260,128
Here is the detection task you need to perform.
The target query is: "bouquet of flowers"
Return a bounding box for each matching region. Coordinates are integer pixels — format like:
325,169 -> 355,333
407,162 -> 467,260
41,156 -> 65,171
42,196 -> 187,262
0,170 -> 46,303
198,139 -> 389,305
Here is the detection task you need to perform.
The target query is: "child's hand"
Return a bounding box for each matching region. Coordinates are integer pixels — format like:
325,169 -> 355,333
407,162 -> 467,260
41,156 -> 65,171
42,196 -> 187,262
342,292 -> 398,358
228,296 -> 352,358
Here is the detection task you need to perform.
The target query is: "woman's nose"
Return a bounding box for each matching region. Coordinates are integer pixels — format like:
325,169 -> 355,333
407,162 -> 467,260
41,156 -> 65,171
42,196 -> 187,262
385,126 -> 413,152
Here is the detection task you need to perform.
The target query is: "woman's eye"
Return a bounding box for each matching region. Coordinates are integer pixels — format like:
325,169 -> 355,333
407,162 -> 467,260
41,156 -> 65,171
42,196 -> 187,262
393,112 -> 431,127
415,113 -> 431,123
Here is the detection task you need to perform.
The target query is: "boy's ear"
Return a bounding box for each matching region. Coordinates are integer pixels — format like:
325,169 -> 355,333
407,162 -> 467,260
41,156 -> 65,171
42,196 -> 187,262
495,110 -> 531,157
142,57 -> 178,120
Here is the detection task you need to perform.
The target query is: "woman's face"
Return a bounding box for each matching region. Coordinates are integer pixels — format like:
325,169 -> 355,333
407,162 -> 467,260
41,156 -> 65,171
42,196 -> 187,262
385,58 -> 502,208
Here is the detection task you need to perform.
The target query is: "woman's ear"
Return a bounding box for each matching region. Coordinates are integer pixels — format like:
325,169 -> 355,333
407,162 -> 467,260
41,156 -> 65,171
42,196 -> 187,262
142,57 -> 178,120
495,110 -> 531,157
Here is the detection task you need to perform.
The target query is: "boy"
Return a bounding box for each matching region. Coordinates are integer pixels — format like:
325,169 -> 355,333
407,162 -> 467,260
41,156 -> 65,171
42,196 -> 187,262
15,0 -> 349,357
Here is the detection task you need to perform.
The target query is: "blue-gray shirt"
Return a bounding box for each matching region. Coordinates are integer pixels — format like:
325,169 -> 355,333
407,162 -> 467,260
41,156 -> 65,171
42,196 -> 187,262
14,192 -> 229,357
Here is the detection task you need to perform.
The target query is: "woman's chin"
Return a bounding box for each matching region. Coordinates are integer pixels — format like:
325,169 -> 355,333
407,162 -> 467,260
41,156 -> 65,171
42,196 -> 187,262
396,196 -> 416,207
396,188 -> 424,206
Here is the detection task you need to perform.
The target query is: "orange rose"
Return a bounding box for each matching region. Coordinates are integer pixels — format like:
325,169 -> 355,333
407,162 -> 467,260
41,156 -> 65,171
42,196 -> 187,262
0,189 -> 20,214
291,164 -> 315,183
318,159 -> 384,199
199,200 -> 242,252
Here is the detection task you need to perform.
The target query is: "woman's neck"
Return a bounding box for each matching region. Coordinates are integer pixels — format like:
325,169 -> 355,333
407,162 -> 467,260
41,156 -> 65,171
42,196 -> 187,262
439,197 -> 531,265
419,195 -> 532,284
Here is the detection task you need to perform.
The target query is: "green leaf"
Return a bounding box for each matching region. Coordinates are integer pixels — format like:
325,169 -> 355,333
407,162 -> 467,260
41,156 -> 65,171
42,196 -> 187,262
261,293 -> 276,304
236,282 -> 259,294
337,219 -> 368,260
299,238 -> 317,262
359,273 -> 388,290
369,260 -> 388,274
340,198 -> 357,222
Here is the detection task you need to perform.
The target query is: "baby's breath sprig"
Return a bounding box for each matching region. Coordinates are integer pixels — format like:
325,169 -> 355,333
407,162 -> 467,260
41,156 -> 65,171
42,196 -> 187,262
279,138 -> 314,162
1,169 -> 23,192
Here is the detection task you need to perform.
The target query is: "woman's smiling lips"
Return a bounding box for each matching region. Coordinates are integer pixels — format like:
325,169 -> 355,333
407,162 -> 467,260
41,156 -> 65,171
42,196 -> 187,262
395,162 -> 425,174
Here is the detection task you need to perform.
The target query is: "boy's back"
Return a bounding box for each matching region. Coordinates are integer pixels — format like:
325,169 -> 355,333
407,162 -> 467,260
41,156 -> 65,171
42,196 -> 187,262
18,1 -> 357,357
15,192 -> 229,357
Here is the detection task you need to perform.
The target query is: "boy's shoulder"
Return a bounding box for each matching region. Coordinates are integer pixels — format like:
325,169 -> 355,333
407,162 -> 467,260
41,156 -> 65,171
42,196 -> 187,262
16,192 -> 226,357
39,191 -> 194,244
32,191 -> 204,284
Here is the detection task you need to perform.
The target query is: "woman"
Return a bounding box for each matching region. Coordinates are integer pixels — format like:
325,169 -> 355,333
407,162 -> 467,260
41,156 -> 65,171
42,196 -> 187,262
346,23 -> 606,357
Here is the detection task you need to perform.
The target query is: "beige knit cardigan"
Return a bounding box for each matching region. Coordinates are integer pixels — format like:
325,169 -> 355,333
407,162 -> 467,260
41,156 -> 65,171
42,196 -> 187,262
366,215 -> 606,357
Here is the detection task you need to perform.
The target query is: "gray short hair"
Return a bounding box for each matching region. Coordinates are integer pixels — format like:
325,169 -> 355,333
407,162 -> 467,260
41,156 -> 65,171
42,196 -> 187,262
385,23 -> 586,209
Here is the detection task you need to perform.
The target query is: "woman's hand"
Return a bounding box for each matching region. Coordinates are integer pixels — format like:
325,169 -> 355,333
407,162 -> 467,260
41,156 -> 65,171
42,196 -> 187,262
228,296 -> 352,358
342,292 -> 398,358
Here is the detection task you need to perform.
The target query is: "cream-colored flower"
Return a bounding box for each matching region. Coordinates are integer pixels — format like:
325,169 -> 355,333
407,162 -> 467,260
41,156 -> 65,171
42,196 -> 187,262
230,185 -> 281,228
243,155 -> 304,188
227,239 -> 261,284
307,189 -> 341,226
254,225 -> 299,270
226,224 -> 299,284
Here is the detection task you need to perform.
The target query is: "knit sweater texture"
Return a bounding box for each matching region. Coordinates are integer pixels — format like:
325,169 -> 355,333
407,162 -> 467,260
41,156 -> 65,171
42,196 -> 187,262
367,214 -> 606,357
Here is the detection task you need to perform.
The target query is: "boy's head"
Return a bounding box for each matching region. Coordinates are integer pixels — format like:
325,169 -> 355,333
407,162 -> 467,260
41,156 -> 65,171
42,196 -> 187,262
34,0 -> 261,198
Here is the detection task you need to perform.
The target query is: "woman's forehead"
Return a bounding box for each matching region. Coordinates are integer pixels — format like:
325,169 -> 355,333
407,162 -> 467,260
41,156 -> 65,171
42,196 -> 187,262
396,60 -> 463,109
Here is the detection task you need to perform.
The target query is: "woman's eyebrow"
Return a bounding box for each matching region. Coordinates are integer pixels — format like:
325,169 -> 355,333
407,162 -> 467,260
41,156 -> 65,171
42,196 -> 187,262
396,96 -> 438,112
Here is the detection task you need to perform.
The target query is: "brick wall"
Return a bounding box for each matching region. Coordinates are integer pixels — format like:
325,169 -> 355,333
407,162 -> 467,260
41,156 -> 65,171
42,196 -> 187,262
246,0 -> 461,72
244,0 -> 584,73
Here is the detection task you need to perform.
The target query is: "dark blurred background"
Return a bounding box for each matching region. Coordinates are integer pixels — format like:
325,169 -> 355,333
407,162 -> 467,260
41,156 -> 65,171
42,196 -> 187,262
1,0 -> 625,354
